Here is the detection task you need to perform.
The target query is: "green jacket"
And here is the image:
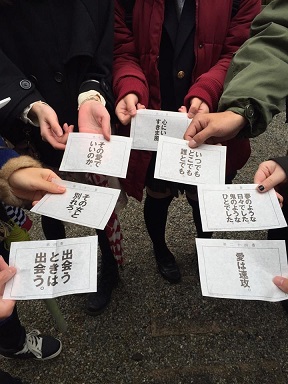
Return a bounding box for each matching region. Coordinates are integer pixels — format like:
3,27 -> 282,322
218,0 -> 288,137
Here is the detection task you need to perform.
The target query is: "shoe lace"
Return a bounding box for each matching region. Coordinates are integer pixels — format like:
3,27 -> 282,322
15,329 -> 42,359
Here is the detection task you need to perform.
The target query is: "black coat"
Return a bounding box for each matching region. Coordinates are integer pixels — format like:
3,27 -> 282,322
0,0 -> 114,166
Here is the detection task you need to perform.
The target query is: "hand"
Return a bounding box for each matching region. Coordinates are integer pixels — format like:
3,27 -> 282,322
182,98 -> 209,118
30,102 -> 74,149
179,98 -> 209,117
183,111 -> 247,147
254,160 -> 287,205
78,100 -> 111,140
115,94 -> 145,125
0,256 -> 16,320
273,276 -> 288,293
9,168 -> 66,205
254,160 -> 287,191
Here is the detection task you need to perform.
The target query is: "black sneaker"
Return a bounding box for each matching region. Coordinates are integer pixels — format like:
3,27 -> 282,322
1,330 -> 62,360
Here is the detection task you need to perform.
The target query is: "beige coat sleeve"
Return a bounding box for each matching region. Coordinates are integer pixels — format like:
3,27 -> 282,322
0,155 -> 42,206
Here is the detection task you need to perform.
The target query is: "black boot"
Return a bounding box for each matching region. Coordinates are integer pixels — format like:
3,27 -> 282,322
187,196 -> 213,239
86,230 -> 119,316
144,193 -> 181,283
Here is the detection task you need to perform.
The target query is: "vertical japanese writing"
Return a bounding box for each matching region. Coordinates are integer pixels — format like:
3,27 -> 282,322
61,249 -> 73,284
86,140 -> 105,167
154,118 -> 168,141
33,249 -> 74,289
222,193 -> 257,224
34,252 -> 47,289
179,148 -> 202,177
66,193 -> 90,219
236,252 -> 250,289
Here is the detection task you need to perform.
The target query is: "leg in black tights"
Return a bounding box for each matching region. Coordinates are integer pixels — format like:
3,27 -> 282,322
186,196 -> 213,239
144,193 -> 174,261
144,193 -> 181,283
86,229 -> 119,316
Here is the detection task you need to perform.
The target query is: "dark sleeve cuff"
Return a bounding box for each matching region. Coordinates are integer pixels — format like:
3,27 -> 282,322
270,157 -> 288,177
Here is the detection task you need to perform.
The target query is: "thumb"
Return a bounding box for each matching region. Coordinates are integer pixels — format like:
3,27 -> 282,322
0,265 -> 16,286
257,175 -> 283,193
38,180 -> 66,194
126,100 -> 137,116
50,121 -> 64,138
188,100 -> 201,118
273,276 -> 288,293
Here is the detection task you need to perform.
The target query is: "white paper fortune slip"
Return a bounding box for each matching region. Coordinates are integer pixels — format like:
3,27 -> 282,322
197,184 -> 287,232
154,137 -> 226,185
59,133 -> 132,178
196,238 -> 288,302
130,109 -> 192,151
4,236 -> 98,300
31,179 -> 120,230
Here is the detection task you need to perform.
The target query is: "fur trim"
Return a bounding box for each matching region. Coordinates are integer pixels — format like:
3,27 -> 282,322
0,156 -> 42,206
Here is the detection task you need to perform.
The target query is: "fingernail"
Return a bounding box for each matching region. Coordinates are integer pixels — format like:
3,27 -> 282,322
273,276 -> 284,286
57,186 -> 66,192
258,185 -> 265,191
189,140 -> 197,147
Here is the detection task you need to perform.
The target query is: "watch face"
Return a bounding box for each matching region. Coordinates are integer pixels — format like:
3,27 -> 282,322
0,97 -> 11,109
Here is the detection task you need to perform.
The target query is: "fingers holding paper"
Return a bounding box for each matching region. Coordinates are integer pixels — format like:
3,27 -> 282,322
273,276 -> 288,294
115,93 -> 145,125
9,168 -> 66,205
254,160 -> 287,193
184,111 -> 247,148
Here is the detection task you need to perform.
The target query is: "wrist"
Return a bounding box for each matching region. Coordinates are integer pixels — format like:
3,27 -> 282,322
226,110 -> 247,128
29,100 -> 48,115
23,101 -> 48,127
78,95 -> 102,110
78,91 -> 106,110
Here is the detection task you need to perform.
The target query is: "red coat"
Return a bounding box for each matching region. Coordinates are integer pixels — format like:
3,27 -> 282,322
114,0 -> 261,201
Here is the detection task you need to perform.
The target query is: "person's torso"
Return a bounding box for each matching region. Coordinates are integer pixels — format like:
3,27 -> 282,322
130,0 -> 235,109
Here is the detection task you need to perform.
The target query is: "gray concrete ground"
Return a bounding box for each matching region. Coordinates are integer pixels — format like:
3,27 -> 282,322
2,113 -> 288,384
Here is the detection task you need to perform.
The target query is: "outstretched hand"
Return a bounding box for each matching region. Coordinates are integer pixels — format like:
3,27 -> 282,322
254,160 -> 287,191
9,168 -> 66,205
30,102 -> 74,149
254,160 -> 287,205
115,93 -> 145,125
78,100 -> 111,141
183,111 -> 247,147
